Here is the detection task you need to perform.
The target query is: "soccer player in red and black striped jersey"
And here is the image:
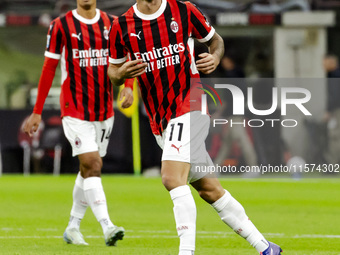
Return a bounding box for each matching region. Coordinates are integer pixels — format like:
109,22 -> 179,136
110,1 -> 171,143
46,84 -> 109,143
108,0 -> 282,255
23,0 -> 130,247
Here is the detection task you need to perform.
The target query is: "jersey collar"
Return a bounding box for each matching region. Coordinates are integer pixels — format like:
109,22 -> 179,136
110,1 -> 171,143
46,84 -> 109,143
72,8 -> 100,24
133,0 -> 167,20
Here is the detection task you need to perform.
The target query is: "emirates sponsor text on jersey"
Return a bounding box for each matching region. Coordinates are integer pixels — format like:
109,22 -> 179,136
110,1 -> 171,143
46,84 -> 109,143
134,43 -> 185,72
72,48 -> 109,67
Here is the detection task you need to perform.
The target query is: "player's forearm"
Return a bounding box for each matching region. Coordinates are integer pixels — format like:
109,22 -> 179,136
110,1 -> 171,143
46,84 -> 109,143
33,57 -> 59,114
207,33 -> 224,65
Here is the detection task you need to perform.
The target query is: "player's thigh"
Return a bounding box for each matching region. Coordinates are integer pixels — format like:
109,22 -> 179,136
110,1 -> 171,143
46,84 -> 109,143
62,116 -> 99,157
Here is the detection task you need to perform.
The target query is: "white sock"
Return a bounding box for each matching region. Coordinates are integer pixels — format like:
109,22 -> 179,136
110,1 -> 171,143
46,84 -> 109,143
170,185 -> 196,253
83,177 -> 114,234
179,250 -> 194,255
67,172 -> 87,230
67,216 -> 81,230
99,218 -> 114,233
212,190 -> 269,253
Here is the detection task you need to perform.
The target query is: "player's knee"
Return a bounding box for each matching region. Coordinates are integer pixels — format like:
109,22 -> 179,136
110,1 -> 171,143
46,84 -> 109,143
162,174 -> 184,191
198,189 -> 214,202
161,162 -> 189,191
162,175 -> 176,191
80,157 -> 102,177
198,187 -> 225,204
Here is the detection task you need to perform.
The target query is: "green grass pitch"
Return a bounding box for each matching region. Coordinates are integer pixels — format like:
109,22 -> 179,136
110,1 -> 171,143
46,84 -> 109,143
0,175 -> 339,254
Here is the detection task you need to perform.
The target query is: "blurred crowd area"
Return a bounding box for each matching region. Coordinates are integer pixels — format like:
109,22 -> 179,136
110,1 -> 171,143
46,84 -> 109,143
1,1 -> 340,16
1,0 -> 340,176
0,0 -> 135,16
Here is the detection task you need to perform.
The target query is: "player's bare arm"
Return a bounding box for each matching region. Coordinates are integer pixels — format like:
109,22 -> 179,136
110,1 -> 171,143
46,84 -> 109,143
196,32 -> 224,74
22,113 -> 42,137
108,59 -> 147,86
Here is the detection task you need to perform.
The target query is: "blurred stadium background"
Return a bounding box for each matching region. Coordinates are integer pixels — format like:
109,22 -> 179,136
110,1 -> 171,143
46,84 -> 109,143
1,1 -> 340,255
0,0 -> 340,177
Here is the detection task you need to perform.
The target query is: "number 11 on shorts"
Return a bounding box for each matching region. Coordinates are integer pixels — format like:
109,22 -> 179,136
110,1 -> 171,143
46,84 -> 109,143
169,123 -> 183,142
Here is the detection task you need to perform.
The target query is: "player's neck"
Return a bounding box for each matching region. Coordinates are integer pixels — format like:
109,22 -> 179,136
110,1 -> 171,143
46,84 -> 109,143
76,5 -> 97,20
136,0 -> 162,15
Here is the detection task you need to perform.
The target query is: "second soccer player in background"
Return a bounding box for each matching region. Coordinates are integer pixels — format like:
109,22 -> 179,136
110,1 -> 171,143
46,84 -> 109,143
23,0 -> 133,246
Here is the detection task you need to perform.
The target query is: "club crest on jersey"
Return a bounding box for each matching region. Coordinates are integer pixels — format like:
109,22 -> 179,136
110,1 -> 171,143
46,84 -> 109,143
75,137 -> 82,148
170,20 -> 179,33
103,26 -> 109,40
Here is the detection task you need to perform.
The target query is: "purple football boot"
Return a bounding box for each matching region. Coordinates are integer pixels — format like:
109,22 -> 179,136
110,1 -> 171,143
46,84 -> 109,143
260,241 -> 282,255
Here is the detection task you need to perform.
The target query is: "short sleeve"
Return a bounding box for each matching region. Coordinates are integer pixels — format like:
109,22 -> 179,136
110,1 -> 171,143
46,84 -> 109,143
186,2 -> 215,43
44,19 -> 63,60
108,19 -> 128,65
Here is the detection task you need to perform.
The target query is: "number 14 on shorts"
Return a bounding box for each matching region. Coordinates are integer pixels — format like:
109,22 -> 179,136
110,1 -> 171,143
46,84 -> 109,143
101,128 -> 111,143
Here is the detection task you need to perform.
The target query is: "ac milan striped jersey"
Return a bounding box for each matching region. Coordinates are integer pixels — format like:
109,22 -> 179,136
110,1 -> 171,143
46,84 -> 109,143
45,9 -> 114,121
109,0 -> 215,135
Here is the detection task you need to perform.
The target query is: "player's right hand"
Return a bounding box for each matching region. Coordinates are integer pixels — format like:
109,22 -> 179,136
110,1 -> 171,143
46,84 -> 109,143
119,59 -> 148,79
22,113 -> 42,137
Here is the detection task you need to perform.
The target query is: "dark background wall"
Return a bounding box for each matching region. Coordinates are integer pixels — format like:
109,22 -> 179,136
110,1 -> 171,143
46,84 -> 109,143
0,109 -> 162,174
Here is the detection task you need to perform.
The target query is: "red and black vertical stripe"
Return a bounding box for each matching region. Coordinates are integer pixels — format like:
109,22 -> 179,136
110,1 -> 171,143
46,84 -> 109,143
46,19 -> 63,54
176,1 -> 191,103
98,17 -> 108,120
60,16 -> 78,110
133,16 -> 162,128
99,14 -> 115,121
87,24 -> 100,121
73,17 -> 90,120
121,15 -> 154,121
190,4 -> 210,39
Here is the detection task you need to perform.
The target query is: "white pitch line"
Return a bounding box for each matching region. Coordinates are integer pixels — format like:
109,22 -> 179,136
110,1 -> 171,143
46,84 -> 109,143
36,228 -> 59,232
0,235 -> 177,239
1,228 -> 23,231
0,233 -> 339,239
293,234 -> 340,239
128,230 -> 173,233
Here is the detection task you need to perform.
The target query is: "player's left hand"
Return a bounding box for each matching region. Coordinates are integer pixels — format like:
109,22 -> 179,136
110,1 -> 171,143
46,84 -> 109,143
196,53 -> 219,74
120,87 -> 134,108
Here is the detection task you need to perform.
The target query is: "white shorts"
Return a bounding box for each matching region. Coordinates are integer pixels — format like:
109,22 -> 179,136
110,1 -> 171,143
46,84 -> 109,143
62,116 -> 114,157
155,111 -> 213,183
